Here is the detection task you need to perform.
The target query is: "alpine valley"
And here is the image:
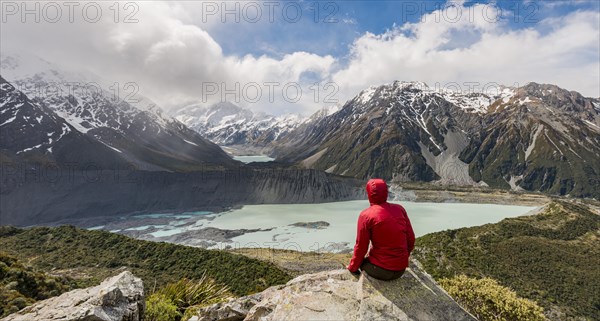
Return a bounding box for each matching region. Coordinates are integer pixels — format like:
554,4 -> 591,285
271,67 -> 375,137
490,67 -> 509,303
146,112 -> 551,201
0,53 -> 361,226
2,51 -> 600,321
175,81 -> 600,199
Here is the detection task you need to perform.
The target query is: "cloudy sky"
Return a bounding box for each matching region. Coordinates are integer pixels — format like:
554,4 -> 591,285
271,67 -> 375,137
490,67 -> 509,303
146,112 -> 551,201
1,0 -> 599,115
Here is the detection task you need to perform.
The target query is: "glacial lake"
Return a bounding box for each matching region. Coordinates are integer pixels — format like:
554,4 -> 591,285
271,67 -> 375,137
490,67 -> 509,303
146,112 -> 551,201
90,201 -> 538,253
233,155 -> 275,163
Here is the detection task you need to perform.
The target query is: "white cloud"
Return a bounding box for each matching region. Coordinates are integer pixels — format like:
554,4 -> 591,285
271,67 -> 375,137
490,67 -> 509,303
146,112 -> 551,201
1,1 -> 598,117
332,3 -> 600,101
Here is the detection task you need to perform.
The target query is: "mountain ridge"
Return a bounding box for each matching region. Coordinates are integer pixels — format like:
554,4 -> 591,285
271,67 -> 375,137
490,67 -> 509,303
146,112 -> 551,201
271,81 -> 600,198
1,53 -> 238,171
171,101 -> 338,150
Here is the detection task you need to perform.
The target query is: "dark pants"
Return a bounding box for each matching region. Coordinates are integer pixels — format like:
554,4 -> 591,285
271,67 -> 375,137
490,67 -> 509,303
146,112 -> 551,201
360,258 -> 405,281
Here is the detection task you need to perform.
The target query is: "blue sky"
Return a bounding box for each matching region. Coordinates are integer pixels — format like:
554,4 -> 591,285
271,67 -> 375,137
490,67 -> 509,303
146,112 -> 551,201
3,0 -> 598,113
210,0 -> 600,58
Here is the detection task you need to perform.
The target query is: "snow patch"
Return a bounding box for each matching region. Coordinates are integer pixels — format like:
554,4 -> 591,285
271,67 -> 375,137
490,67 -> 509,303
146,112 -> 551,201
17,144 -> 42,154
508,175 -> 524,191
59,123 -> 71,137
519,97 -> 533,104
183,139 -> 199,147
583,120 -> 599,130
325,164 -> 337,173
441,92 -> 491,114
0,115 -> 17,127
357,86 -> 377,104
103,143 -> 122,153
500,88 -> 516,103
53,109 -> 91,133
0,83 -> 12,91
302,148 -> 328,168
525,125 -> 543,161
544,131 -> 564,156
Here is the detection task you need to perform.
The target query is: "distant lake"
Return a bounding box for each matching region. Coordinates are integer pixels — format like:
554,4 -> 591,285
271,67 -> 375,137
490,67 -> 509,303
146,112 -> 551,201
92,201 -> 538,252
233,155 -> 275,163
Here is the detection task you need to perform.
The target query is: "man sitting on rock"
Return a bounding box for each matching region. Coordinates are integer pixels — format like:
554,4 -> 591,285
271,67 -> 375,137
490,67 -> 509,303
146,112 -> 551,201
347,178 -> 415,280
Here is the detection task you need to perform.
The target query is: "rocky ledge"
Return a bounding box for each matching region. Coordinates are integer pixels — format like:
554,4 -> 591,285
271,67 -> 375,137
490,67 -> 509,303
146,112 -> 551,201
1,262 -> 475,321
1,271 -> 144,321
191,262 -> 476,321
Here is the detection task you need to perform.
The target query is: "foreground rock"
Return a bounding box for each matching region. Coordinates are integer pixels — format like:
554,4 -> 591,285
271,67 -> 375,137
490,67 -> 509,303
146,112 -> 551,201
1,271 -> 144,321
193,262 -> 476,321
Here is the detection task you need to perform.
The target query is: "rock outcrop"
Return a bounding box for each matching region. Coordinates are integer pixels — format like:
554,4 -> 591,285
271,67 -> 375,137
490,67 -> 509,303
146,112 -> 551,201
192,262 -> 476,321
1,271 -> 144,321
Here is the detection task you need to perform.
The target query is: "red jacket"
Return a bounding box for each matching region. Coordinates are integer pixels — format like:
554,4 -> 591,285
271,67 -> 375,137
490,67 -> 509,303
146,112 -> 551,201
347,179 -> 415,272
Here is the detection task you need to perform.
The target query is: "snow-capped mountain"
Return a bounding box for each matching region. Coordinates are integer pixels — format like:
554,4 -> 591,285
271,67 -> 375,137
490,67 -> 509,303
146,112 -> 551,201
172,102 -> 337,148
1,53 -> 237,171
0,76 -> 132,168
273,81 -> 600,198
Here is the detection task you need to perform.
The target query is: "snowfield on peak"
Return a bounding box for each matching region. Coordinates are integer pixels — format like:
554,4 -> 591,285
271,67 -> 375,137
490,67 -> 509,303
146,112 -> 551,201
1,52 -> 236,170
348,81 -> 518,115
171,101 -> 318,147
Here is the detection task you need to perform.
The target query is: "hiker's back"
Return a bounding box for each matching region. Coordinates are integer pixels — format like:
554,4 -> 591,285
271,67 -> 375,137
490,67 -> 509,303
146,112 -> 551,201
367,203 -> 412,270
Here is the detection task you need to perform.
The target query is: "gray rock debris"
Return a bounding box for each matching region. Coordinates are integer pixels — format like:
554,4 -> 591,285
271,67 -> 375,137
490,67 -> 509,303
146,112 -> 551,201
1,271 -> 144,321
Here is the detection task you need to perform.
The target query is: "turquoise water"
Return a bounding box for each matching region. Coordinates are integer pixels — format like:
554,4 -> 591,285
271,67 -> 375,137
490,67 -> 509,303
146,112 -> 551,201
94,201 -> 537,252
205,201 -> 537,251
132,211 -> 212,220
149,229 -> 187,238
125,225 -> 167,231
233,155 -> 275,163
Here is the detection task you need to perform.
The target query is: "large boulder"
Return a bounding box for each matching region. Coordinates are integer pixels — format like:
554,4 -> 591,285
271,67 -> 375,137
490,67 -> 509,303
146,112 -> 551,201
1,271 -> 144,321
193,262 -> 476,321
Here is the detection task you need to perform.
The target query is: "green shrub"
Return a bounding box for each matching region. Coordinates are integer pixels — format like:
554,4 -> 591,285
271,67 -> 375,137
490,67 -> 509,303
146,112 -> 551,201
414,201 -> 600,320
0,252 -> 75,317
145,294 -> 181,321
440,275 -> 545,321
0,226 -> 291,296
146,274 -> 230,321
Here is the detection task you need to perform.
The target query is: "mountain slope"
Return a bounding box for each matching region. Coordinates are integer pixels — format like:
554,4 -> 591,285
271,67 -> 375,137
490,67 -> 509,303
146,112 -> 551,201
0,76 -> 130,168
0,252 -> 78,318
1,53 -> 237,171
274,82 -> 487,182
413,201 -> 600,321
0,167 -> 362,226
0,225 -> 291,297
273,81 -> 600,198
172,101 -> 308,148
462,83 -> 600,198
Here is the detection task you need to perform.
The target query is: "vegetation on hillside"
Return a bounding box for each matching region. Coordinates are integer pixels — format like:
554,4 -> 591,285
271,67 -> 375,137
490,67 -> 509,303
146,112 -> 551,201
414,201 -> 600,320
2,201 -> 597,320
0,226 -> 292,297
146,275 -> 230,321
439,275 -> 545,321
0,252 -> 78,317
